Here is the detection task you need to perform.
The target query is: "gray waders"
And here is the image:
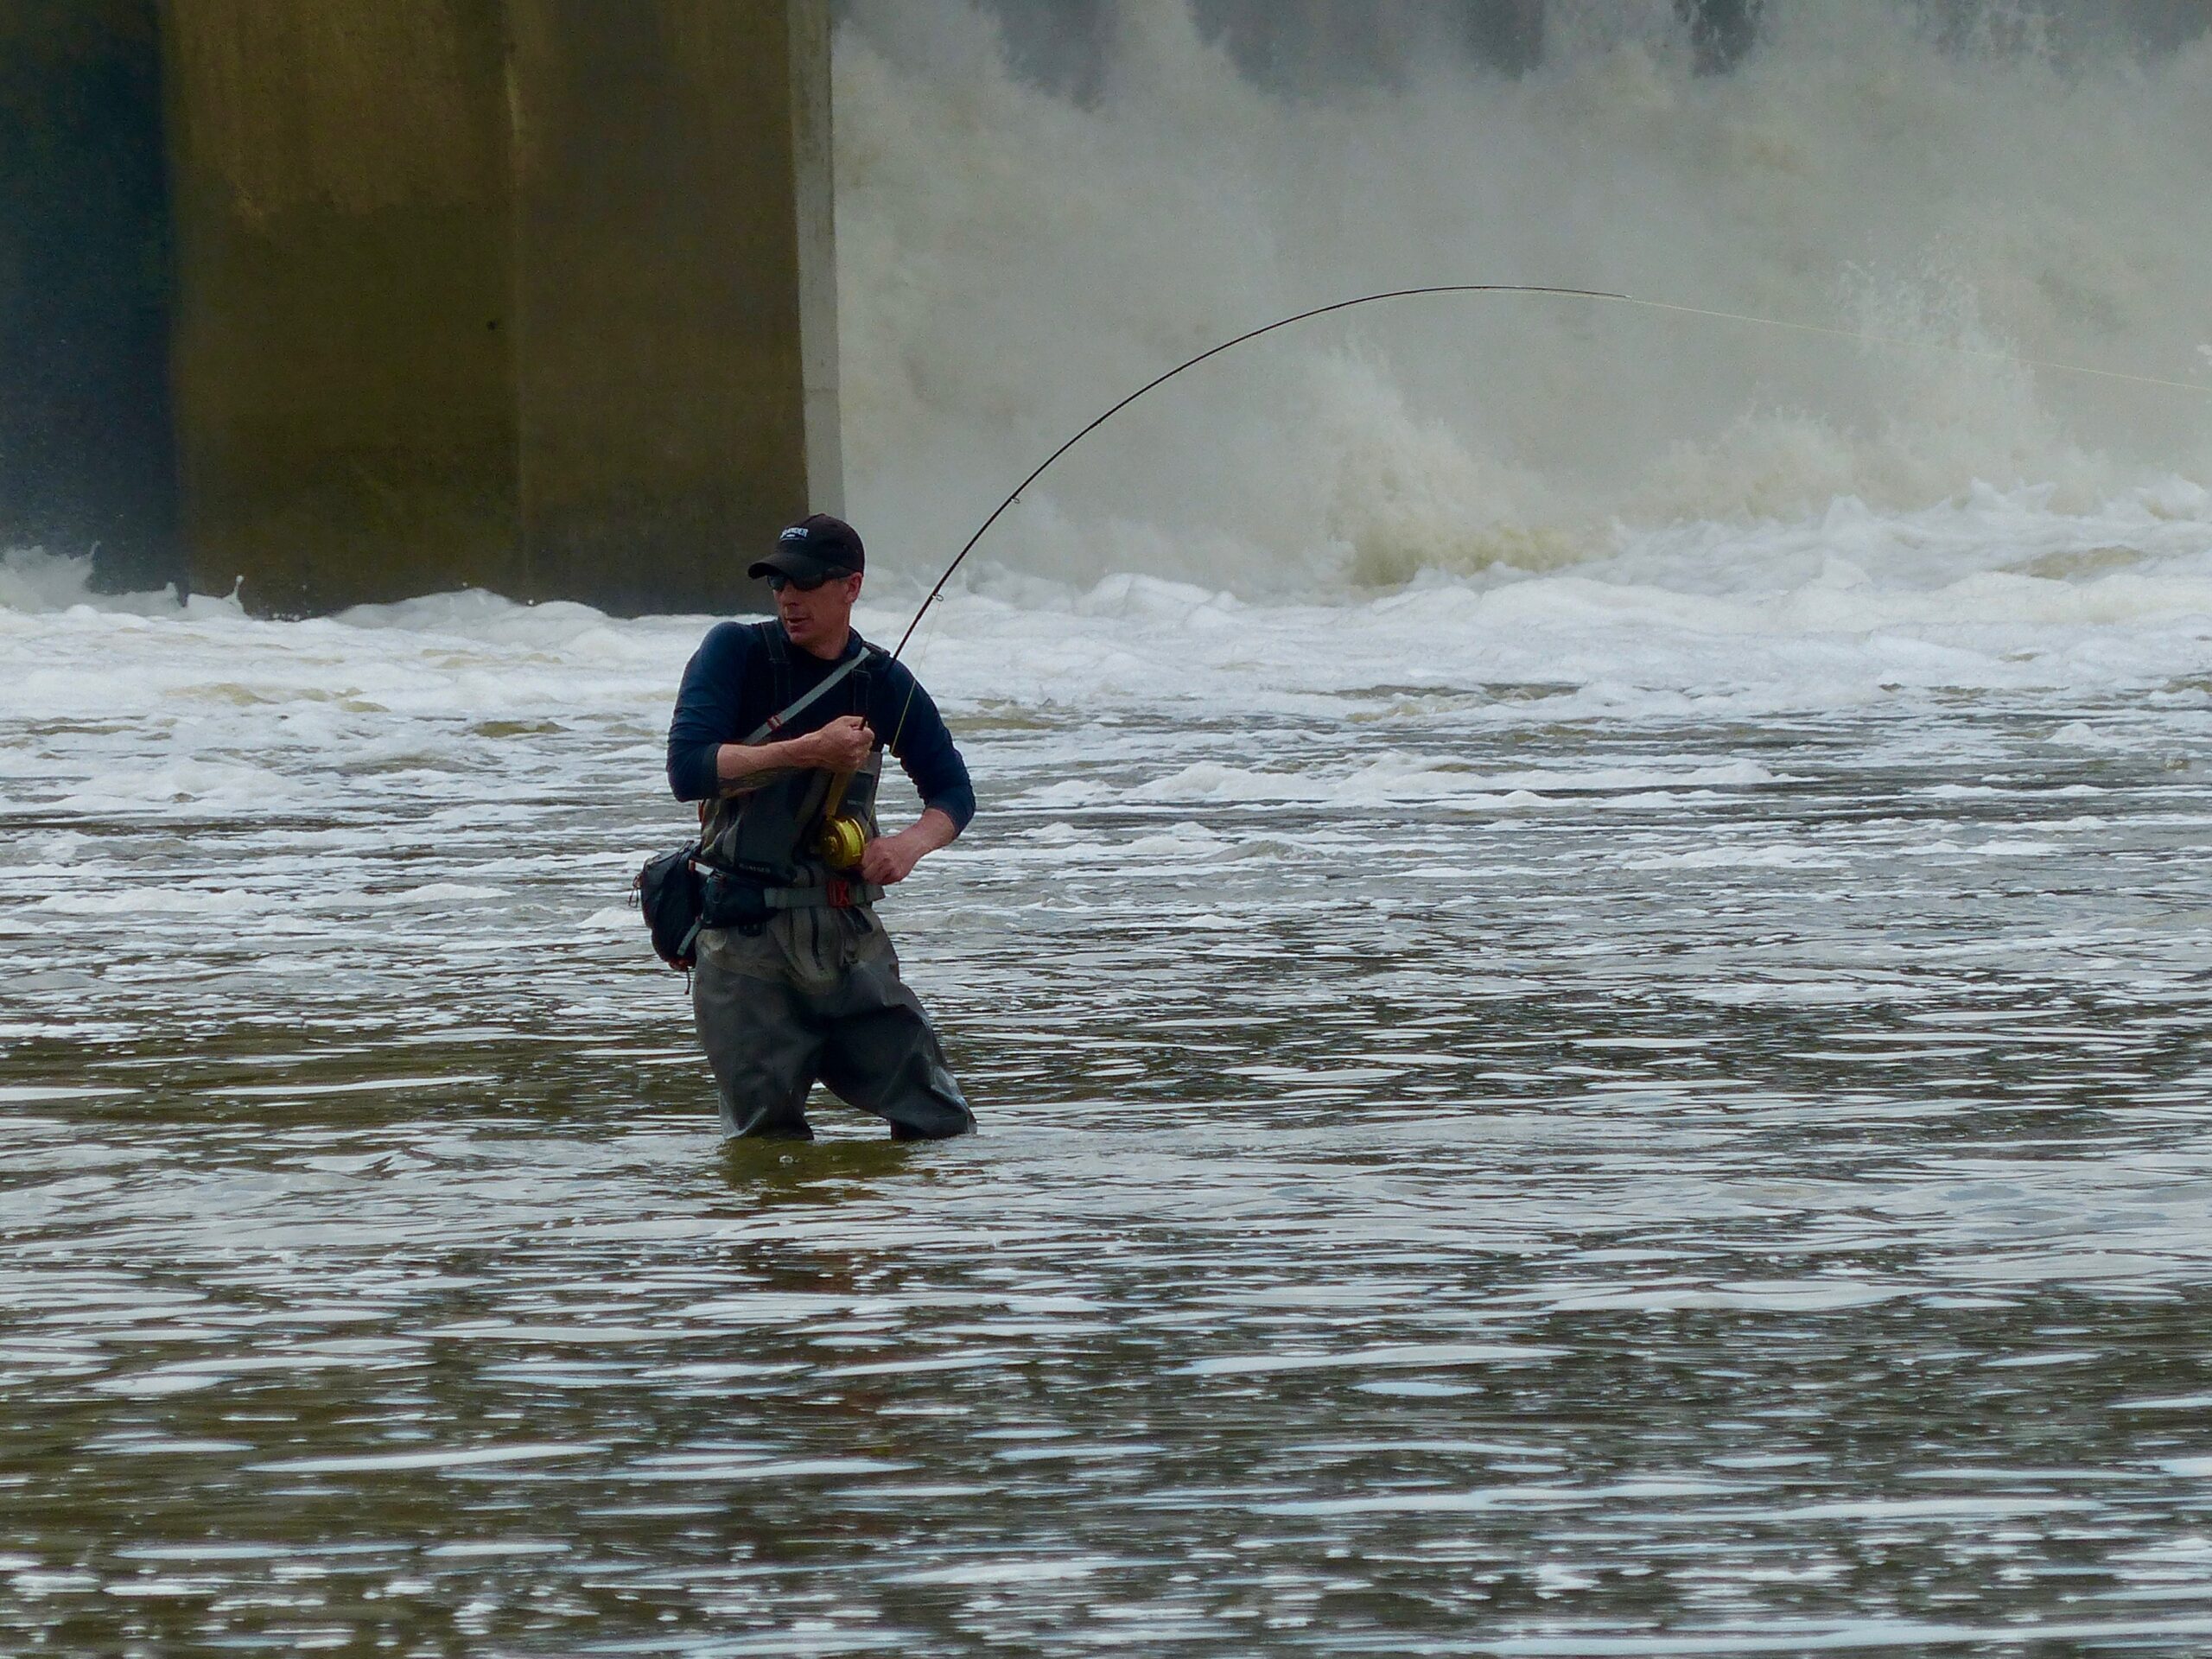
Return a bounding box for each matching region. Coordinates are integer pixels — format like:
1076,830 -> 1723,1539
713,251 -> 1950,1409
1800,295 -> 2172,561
691,623 -> 972,1142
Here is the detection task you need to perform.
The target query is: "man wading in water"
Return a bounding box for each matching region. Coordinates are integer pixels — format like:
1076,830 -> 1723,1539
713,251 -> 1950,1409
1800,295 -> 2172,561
665,515 -> 976,1141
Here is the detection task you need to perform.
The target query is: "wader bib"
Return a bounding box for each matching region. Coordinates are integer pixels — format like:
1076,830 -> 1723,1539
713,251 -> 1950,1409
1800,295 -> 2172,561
690,622 -> 972,1141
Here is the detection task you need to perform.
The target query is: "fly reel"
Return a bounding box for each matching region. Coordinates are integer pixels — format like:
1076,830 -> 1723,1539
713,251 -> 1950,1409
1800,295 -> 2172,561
816,767 -> 870,871
817,812 -> 868,871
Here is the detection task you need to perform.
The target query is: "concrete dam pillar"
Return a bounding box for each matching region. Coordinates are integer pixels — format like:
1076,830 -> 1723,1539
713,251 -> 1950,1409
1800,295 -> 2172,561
161,0 -> 838,615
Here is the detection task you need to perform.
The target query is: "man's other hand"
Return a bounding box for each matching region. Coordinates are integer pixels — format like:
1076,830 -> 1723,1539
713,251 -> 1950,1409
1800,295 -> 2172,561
804,715 -> 875,772
861,827 -> 926,887
861,806 -> 959,887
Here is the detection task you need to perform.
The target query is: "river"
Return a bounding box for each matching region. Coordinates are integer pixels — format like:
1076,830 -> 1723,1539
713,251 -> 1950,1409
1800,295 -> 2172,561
10,495 -> 2212,1649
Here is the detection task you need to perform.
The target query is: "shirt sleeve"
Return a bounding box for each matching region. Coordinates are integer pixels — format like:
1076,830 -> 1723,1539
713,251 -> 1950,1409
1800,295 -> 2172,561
665,622 -> 753,803
876,660 -> 975,833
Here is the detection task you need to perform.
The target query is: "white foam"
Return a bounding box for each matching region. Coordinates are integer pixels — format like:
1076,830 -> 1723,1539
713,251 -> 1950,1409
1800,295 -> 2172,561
38,888 -> 261,916
5,505 -> 2212,839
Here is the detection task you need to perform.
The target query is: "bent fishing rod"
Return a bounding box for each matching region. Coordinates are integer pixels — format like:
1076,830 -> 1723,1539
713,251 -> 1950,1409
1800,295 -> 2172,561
893,283 -> 1611,659
889,280 -> 2210,663
837,275 -> 2210,849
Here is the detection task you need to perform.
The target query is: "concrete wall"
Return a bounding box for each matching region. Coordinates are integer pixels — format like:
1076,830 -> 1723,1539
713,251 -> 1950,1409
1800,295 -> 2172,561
162,0 -> 837,615
508,0 -> 840,615
162,2 -> 516,611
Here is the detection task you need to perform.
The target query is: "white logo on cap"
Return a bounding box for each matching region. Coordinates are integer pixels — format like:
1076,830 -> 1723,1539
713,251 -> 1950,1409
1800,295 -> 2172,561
779,526 -> 810,543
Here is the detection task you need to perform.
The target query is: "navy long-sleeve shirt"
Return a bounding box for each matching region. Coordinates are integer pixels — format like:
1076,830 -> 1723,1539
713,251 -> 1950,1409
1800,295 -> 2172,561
665,621 -> 975,832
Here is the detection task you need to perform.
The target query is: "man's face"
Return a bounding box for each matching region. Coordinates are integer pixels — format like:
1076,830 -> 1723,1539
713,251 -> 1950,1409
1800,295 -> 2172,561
777,569 -> 862,656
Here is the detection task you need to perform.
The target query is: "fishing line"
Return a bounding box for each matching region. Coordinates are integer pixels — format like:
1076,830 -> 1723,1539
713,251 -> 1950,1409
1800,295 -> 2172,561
1624,296 -> 2212,397
881,280 -> 2209,746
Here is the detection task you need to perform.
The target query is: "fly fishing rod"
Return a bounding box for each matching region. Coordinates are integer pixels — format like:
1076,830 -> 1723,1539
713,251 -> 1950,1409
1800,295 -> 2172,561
889,283 -> 1625,660
888,279 -> 2212,662
839,286 -> 1608,873
830,279 -> 2209,869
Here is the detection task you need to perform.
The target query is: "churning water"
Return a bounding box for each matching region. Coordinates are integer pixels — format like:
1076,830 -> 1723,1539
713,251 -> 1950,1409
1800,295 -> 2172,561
10,2 -> 2212,1652
834,0 -> 2212,591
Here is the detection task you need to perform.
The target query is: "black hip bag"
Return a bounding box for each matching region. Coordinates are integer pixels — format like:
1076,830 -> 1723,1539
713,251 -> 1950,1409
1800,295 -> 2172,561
634,842 -> 708,971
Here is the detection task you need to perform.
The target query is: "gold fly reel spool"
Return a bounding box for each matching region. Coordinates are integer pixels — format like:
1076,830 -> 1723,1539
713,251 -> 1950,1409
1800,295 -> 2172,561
816,768 -> 868,871
817,812 -> 868,871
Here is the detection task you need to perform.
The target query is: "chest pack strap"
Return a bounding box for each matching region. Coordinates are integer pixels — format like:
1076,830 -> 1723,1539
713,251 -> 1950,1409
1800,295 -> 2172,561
746,623 -> 878,745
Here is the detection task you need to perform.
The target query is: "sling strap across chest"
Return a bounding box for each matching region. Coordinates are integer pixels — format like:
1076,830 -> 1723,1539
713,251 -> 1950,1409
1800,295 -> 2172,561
746,621 -> 874,743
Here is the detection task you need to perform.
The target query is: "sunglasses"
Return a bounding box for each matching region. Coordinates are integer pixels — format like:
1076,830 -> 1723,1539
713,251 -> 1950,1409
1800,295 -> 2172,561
765,569 -> 850,594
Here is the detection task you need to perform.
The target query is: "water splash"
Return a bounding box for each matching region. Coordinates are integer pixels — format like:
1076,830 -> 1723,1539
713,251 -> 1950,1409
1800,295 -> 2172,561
835,0 -> 2212,591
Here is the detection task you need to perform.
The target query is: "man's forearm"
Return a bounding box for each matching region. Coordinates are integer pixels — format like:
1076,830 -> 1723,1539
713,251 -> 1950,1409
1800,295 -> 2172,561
908,805 -> 961,855
714,737 -> 810,791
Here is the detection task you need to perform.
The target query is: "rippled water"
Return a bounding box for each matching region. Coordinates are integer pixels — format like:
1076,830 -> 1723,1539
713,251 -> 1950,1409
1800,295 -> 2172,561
10,563 -> 2212,1653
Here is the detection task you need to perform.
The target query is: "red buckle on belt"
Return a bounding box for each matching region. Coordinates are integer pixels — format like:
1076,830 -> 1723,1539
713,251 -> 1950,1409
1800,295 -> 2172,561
826,878 -> 851,908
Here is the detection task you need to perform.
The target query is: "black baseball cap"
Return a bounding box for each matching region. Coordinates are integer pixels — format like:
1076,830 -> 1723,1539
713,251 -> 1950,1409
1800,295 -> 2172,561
750,513 -> 865,583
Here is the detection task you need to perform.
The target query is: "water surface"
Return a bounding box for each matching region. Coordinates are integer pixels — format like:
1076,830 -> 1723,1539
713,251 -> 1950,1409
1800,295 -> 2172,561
8,579 -> 2212,1652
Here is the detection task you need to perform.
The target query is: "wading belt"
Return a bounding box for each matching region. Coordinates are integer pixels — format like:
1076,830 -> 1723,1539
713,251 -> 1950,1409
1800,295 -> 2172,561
696,867 -> 883,930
